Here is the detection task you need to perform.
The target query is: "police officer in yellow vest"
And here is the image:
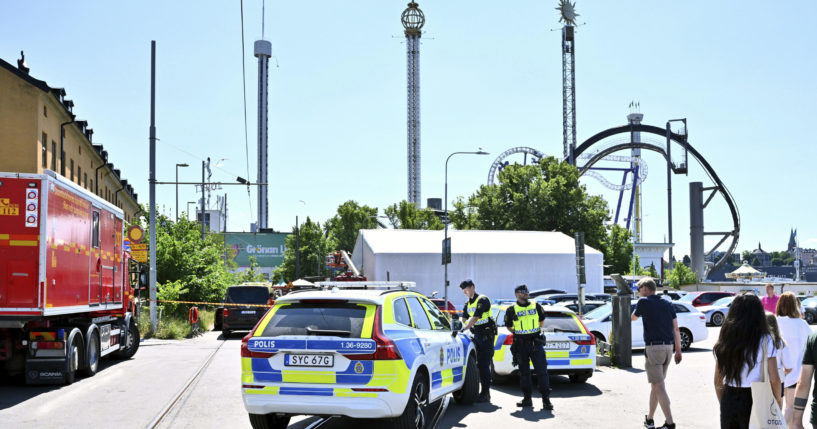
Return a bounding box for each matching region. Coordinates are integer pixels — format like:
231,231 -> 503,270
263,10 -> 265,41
504,284 -> 553,410
460,279 -> 496,403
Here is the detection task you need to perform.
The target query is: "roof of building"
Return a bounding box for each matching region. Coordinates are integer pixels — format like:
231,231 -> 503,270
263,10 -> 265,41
354,229 -> 602,255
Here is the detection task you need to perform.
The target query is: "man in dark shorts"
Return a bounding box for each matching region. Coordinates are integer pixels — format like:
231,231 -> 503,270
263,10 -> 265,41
791,331 -> 817,428
460,279 -> 496,403
631,278 -> 681,429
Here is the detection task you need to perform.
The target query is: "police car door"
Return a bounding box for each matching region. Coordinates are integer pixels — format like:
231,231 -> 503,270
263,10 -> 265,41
419,297 -> 464,394
404,297 -> 446,398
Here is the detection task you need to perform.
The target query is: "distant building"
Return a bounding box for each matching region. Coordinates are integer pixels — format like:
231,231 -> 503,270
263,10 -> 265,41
751,242 -> 771,266
0,53 -> 138,222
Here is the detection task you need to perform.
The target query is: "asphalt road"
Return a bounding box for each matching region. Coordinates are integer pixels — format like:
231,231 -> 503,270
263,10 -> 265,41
1,326 -> 813,429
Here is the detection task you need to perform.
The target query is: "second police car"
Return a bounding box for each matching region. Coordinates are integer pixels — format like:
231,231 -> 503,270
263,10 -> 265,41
240,282 -> 479,429
490,300 -> 596,384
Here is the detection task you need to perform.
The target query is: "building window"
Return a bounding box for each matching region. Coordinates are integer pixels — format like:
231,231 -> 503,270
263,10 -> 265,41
89,179 -> 94,193
43,106 -> 47,117
41,132 -> 47,168
50,141 -> 56,170
77,166 -> 81,184
79,145 -> 81,156
83,173 -> 87,188
70,159 -> 74,181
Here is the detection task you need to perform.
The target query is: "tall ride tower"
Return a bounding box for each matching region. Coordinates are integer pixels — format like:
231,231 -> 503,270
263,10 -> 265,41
255,39 -> 272,229
628,107 -> 644,243
402,2 -> 424,205
557,1 -> 578,164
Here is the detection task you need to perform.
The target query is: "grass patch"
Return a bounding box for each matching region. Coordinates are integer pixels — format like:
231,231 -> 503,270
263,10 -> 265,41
137,307 -> 216,340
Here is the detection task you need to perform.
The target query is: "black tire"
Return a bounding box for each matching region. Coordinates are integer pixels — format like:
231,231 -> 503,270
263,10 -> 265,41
248,413 -> 290,429
680,328 -> 692,351
569,373 -> 590,384
453,354 -> 479,404
64,335 -> 82,385
214,309 -> 223,330
807,312 -> 815,325
114,321 -> 140,360
392,373 -> 429,429
79,332 -> 100,377
711,312 -> 724,327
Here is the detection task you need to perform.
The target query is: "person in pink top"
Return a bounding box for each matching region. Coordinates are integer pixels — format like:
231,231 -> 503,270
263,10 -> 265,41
761,283 -> 780,313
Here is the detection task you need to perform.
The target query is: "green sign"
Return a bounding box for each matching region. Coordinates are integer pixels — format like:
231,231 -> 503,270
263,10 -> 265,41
224,232 -> 290,270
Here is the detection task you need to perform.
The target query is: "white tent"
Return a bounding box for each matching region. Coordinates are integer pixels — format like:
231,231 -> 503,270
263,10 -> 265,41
351,230 -> 603,307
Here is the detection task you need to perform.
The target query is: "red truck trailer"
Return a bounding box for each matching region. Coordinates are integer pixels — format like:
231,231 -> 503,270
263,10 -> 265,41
0,170 -> 140,384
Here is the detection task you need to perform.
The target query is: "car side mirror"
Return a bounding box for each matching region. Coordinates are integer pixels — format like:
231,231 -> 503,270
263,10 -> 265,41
451,319 -> 463,331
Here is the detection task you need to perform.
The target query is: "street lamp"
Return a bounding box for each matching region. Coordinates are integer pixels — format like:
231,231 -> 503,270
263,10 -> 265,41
186,201 -> 196,221
443,149 -> 489,310
175,163 -> 189,222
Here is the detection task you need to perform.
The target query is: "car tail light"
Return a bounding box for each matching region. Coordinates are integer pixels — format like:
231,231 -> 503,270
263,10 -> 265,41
503,334 -> 514,345
347,309 -> 401,360
699,315 -> 705,320
574,319 -> 596,346
31,341 -> 65,350
240,331 -> 275,359
223,308 -> 229,317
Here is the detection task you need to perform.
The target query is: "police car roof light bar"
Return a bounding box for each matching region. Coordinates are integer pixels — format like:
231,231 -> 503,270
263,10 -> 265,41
315,281 -> 416,291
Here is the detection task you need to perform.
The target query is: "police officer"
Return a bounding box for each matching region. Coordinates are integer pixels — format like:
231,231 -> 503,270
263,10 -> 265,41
459,279 -> 495,403
504,284 -> 553,410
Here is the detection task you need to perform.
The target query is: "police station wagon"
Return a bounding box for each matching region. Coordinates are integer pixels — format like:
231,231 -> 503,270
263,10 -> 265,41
490,303 -> 596,384
241,282 -> 479,429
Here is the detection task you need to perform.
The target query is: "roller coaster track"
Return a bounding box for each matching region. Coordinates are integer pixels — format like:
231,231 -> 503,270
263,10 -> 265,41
573,124 -> 741,277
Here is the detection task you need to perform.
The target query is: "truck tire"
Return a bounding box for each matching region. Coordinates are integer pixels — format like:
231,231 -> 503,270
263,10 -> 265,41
79,331 -> 100,377
453,354 -> 479,404
114,321 -> 140,360
248,413 -> 290,429
64,334 -> 82,385
392,373 -> 429,429
214,309 -> 223,330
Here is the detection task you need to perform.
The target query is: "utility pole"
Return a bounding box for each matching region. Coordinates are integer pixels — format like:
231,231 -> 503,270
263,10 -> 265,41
148,41 -> 158,333
201,160 -> 206,241
295,216 -> 300,279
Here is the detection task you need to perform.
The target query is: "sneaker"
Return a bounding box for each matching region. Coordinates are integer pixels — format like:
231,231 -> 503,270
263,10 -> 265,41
542,397 -> 554,410
658,423 -> 675,429
476,392 -> 491,403
644,416 -> 655,429
516,397 -> 533,407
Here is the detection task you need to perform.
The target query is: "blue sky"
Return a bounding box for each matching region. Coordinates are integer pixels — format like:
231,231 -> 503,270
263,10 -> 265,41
2,1 -> 815,258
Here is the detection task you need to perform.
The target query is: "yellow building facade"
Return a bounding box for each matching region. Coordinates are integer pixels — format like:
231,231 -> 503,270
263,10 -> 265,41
0,55 -> 139,223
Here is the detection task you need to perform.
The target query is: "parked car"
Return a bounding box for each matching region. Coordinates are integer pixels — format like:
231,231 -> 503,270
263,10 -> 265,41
430,298 -> 457,317
542,293 -> 609,303
698,296 -> 735,326
561,300 -> 607,315
528,289 -> 566,298
678,291 -> 735,307
801,297 -> 817,324
660,290 -> 688,301
582,300 -> 708,351
215,284 -> 273,336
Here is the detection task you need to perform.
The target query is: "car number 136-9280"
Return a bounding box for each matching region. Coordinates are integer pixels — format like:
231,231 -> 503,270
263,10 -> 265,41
285,354 -> 334,367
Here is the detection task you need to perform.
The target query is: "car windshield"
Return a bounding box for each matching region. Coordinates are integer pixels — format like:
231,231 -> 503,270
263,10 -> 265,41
225,287 -> 269,304
711,296 -> 734,307
803,298 -> 817,307
543,312 -> 582,333
678,293 -> 696,302
260,302 -> 368,337
583,303 -> 611,320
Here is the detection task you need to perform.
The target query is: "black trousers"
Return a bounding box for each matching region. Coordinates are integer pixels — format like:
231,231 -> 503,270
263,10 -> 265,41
720,386 -> 751,429
472,332 -> 495,393
514,338 -> 550,398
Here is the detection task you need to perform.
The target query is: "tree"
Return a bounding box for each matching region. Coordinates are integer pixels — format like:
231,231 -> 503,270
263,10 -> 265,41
741,250 -> 752,263
384,200 -> 444,230
325,200 -> 379,252
273,217 -> 330,283
626,254 -> 646,276
599,224 -> 633,275
682,255 -> 691,266
664,263 -> 698,289
234,256 -> 267,283
646,262 -> 659,279
450,157 -> 609,249
153,213 -> 235,318
750,256 -> 761,266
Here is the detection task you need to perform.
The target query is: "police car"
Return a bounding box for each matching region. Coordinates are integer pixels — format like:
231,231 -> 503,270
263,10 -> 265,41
241,282 -> 479,429
490,302 -> 596,384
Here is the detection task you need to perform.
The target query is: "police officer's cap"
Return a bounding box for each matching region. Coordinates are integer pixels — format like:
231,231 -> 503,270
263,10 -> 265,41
514,284 -> 529,293
459,279 -> 475,289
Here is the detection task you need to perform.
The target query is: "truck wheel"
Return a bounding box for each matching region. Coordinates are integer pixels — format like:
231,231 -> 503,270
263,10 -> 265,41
80,332 -> 100,377
453,355 -> 479,404
114,321 -> 140,360
392,374 -> 429,429
64,335 -> 82,385
214,309 -> 223,330
248,413 -> 290,429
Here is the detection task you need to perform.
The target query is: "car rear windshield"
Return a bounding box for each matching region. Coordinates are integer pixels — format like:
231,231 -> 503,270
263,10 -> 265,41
225,287 -> 269,304
260,302 -> 369,338
542,312 -> 582,333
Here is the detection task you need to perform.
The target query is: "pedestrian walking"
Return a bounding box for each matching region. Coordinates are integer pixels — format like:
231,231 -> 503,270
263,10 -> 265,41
459,279 -> 496,403
762,283 -> 780,314
631,277 -> 681,429
776,292 -> 811,426
713,293 -> 782,429
504,284 -> 553,410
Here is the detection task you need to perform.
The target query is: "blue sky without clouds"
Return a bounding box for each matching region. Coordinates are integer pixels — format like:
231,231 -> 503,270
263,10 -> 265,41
2,1 -> 815,258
